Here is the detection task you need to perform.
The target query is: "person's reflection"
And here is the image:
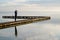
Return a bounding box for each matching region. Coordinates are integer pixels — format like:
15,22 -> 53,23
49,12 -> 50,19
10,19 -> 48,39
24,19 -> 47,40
15,10 -> 17,37
15,26 -> 17,36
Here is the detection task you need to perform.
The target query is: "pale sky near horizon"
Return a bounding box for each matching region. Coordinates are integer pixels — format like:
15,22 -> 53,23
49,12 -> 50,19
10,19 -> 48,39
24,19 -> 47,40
0,0 -> 60,12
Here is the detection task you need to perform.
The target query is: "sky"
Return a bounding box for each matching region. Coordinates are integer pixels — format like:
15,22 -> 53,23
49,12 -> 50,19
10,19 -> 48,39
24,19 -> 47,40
0,0 -> 60,12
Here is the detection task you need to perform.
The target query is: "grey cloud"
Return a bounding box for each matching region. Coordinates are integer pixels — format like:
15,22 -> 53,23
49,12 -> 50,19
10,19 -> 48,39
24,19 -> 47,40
25,0 -> 60,4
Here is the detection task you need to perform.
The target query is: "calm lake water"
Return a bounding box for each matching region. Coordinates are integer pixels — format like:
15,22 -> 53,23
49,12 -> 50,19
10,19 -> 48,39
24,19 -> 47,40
0,12 -> 60,40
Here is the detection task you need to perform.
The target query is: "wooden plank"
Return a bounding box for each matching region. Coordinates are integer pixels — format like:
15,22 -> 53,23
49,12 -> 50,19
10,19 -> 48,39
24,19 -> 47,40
0,17 -> 50,29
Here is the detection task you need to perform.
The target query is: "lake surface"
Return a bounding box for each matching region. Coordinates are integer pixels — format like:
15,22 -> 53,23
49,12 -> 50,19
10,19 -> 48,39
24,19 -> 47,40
0,12 -> 60,40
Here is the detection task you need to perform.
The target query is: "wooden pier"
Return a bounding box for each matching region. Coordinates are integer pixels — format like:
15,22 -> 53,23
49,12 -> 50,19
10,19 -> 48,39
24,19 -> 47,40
0,17 -> 50,29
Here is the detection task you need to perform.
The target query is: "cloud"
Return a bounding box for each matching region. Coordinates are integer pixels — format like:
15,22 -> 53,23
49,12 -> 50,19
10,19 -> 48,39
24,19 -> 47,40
13,0 -> 26,2
27,0 -> 60,4
0,0 -> 27,6
1,0 -> 60,6
25,0 -> 60,7
18,4 -> 60,13
0,0 -> 60,13
1,4 -> 60,13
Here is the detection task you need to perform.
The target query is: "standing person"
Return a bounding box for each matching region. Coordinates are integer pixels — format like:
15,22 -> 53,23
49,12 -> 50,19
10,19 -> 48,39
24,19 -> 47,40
15,10 -> 17,37
15,10 -> 17,21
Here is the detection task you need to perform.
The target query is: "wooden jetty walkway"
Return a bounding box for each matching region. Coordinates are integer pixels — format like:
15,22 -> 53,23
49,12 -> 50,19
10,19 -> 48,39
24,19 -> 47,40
0,17 -> 50,29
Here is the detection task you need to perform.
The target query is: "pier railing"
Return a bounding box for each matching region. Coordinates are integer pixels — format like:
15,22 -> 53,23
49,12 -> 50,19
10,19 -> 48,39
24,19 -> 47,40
2,16 -> 50,19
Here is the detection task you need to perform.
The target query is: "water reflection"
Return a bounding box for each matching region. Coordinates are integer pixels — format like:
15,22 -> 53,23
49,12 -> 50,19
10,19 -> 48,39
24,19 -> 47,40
15,26 -> 17,37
